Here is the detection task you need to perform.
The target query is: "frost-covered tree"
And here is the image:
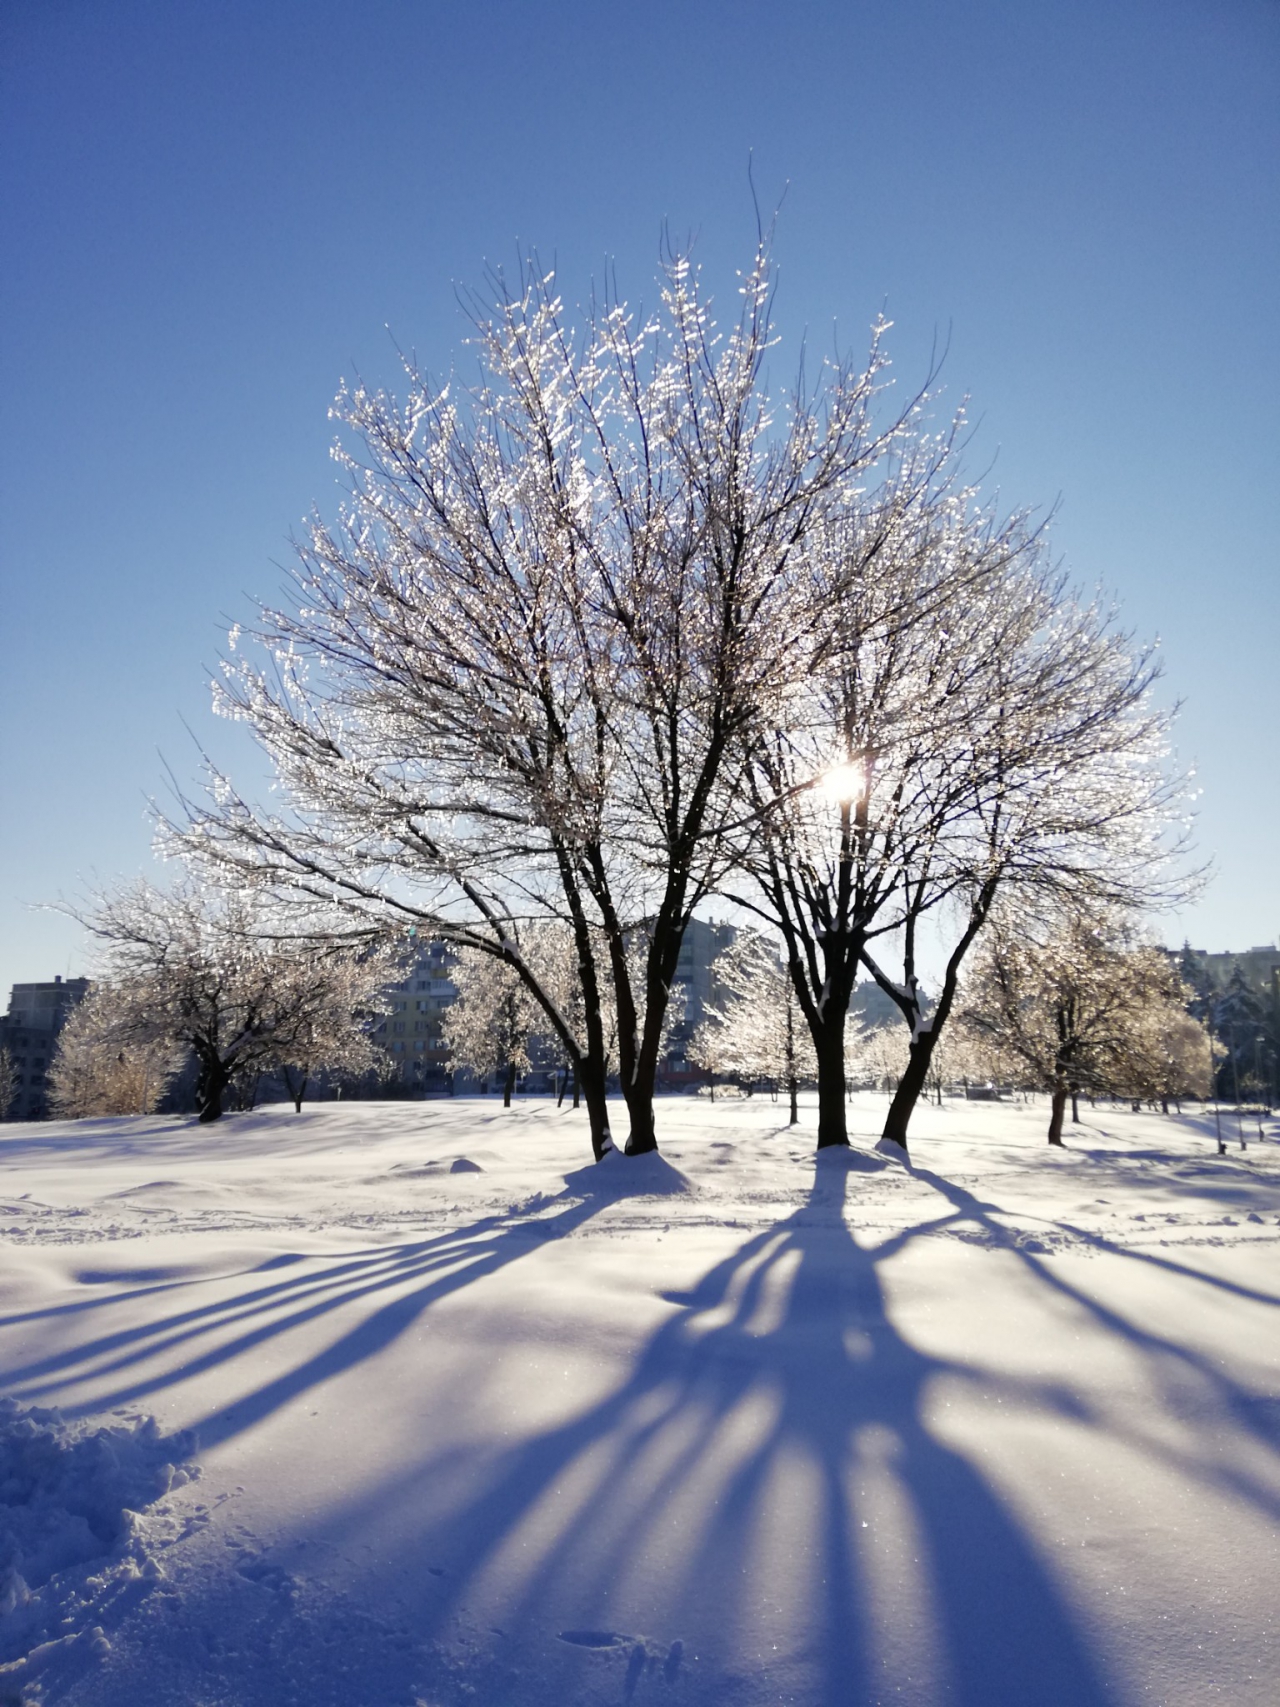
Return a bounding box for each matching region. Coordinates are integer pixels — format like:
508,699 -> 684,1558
957,910 -> 1201,1143
850,1024 -> 909,1094
1121,1004 -> 1212,1113
171,239 -> 919,1160
689,932 -> 816,1122
734,430 -> 1190,1152
46,983 -> 180,1118
443,949 -> 540,1107
70,879 -> 396,1122
267,953 -> 389,1112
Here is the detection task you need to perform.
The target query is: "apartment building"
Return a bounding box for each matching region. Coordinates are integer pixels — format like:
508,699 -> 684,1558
372,940 -> 458,1090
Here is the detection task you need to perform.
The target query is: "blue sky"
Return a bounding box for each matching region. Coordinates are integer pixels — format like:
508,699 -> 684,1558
2,0 -> 1277,995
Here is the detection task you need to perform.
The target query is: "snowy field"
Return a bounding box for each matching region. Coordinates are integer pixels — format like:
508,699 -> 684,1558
0,1093 -> 1276,1707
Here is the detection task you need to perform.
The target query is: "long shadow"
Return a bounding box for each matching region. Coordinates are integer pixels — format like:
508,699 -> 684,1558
910,1167 -> 1280,1511
360,1157 -> 1127,1706
7,1145 -> 1275,1704
0,1172 -> 644,1447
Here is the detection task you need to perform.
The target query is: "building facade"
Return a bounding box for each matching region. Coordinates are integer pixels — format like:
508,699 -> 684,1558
0,976 -> 90,1121
371,940 -> 458,1091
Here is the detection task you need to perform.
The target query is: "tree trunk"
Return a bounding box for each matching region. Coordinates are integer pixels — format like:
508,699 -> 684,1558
622,1053 -> 659,1154
574,1057 -> 610,1158
283,1065 -> 307,1114
881,1030 -> 941,1156
503,1060 -> 516,1109
1048,1082 -> 1068,1145
196,1055 -> 231,1124
557,1064 -> 569,1108
1070,1090 -> 1080,1123
789,1075 -> 799,1126
814,1021 -> 849,1148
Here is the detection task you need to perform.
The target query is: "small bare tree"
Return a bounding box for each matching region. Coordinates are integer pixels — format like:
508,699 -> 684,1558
689,932 -> 816,1122
443,950 -> 540,1107
70,879 -> 397,1122
268,952 -> 390,1112
957,909 -> 1202,1143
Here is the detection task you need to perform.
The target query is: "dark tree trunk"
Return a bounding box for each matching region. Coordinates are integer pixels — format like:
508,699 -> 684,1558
789,1075 -> 799,1126
1048,1082 -> 1068,1144
622,1054 -> 659,1155
282,1065 -> 307,1113
869,879 -> 998,1158
557,1064 -> 569,1108
196,1054 -> 231,1124
1071,1090 -> 1080,1123
881,1030 -> 941,1155
814,1020 -> 849,1148
575,1058 -> 610,1158
503,1060 -> 516,1109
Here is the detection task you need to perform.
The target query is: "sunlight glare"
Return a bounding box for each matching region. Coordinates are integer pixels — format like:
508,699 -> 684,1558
820,762 -> 864,803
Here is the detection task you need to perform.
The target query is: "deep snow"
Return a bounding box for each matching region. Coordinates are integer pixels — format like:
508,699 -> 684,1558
0,1091 -> 1275,1706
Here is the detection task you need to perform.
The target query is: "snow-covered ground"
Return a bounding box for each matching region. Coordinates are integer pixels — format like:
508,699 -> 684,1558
0,1092 -> 1275,1707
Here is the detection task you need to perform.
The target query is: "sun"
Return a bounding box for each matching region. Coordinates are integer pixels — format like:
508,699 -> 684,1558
819,762 -> 864,802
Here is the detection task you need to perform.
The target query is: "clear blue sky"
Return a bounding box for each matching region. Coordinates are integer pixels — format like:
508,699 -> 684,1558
2,0 -> 1277,996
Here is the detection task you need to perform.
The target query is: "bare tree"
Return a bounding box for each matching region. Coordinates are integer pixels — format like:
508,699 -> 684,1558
267,951 -> 390,1112
46,983 -> 181,1118
70,879 -> 397,1122
172,239 -> 920,1159
850,1023 -> 909,1095
443,949 -> 540,1107
1110,995 -> 1212,1114
689,931 -> 816,1122
957,909 -> 1203,1143
733,437 -> 1190,1152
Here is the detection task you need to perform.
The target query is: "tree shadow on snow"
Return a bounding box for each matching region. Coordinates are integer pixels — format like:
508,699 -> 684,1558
359,1152 -> 1237,1706
0,1174 -> 649,1445
5,1149 -> 1277,1706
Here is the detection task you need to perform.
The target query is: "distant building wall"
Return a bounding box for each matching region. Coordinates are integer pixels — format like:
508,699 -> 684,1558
662,917 -> 739,1085
0,976 -> 90,1120
371,940 -> 458,1091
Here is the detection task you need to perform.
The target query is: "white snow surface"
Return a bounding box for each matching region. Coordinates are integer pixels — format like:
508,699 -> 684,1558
0,1092 -> 1275,1706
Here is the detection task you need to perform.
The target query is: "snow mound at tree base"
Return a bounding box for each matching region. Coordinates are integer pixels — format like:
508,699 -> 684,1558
0,1401 -> 197,1698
